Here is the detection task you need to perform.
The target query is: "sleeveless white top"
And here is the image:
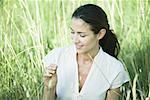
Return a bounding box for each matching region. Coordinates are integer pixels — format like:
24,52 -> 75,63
42,45 -> 129,100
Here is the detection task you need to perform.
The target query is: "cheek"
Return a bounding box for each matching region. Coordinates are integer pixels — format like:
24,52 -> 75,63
87,39 -> 99,47
80,38 -> 89,44
81,37 -> 95,45
70,34 -> 73,40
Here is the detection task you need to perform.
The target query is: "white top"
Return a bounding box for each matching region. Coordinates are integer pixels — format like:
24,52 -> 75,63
42,45 -> 129,100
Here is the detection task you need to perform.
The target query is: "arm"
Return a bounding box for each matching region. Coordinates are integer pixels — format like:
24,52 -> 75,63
43,85 -> 56,100
43,64 -> 57,100
106,88 -> 121,100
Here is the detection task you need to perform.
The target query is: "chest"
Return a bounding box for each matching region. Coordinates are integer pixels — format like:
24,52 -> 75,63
78,61 -> 92,91
56,53 -> 111,99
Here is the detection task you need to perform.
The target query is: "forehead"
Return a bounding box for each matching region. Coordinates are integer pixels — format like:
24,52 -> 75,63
71,18 -> 92,32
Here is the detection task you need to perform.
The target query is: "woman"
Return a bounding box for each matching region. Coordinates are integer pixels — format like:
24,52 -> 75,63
43,4 -> 129,100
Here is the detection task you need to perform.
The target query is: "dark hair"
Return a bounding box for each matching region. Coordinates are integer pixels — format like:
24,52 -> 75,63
72,4 -> 120,59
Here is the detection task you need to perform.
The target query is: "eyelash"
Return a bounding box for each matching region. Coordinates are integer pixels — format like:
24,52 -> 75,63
71,32 -> 86,37
71,32 -> 75,34
80,35 -> 86,37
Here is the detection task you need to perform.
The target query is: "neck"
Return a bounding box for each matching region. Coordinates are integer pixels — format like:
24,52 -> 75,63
77,46 -> 100,62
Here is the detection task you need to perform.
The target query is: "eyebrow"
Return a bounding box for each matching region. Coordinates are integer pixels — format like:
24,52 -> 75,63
70,27 -> 86,34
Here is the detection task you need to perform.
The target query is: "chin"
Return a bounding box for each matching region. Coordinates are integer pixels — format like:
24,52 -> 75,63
76,50 -> 83,54
76,50 -> 88,54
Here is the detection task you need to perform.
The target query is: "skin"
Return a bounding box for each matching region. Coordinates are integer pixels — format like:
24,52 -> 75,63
106,88 -> 121,100
71,18 -> 100,56
43,64 -> 57,100
43,18 -> 121,100
71,18 -> 101,91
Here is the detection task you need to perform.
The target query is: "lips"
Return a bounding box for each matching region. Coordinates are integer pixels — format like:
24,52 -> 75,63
75,44 -> 83,49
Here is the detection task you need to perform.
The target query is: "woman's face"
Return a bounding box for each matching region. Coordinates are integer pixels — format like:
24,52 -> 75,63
71,17 -> 100,54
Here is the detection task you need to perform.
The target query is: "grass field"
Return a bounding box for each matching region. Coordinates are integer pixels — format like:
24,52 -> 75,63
0,0 -> 149,100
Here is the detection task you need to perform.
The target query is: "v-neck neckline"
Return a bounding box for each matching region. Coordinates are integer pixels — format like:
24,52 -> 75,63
74,47 -> 101,95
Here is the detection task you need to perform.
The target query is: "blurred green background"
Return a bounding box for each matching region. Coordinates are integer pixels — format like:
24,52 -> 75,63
0,0 -> 149,100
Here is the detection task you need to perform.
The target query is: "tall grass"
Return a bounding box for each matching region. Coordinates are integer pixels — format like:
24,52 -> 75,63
0,0 -> 149,99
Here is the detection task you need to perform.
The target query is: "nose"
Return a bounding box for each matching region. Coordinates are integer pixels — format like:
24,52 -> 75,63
72,34 -> 80,43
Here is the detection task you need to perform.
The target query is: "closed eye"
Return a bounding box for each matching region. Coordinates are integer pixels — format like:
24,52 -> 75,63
71,31 -> 75,34
80,34 -> 86,37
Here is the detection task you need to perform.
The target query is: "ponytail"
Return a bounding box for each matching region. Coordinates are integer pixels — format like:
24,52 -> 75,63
99,29 -> 120,59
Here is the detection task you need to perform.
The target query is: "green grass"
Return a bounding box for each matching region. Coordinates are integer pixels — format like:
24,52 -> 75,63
0,0 -> 149,99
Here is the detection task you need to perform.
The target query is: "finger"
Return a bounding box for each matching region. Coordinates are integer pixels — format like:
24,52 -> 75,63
48,70 -> 56,74
47,64 -> 57,70
44,65 -> 57,73
44,64 -> 57,78
43,73 -> 52,77
44,69 -> 56,77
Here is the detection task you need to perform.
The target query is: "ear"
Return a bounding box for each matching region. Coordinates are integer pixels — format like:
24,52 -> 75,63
97,29 -> 106,40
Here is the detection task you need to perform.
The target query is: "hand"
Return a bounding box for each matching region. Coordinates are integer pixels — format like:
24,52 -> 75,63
43,64 -> 57,89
